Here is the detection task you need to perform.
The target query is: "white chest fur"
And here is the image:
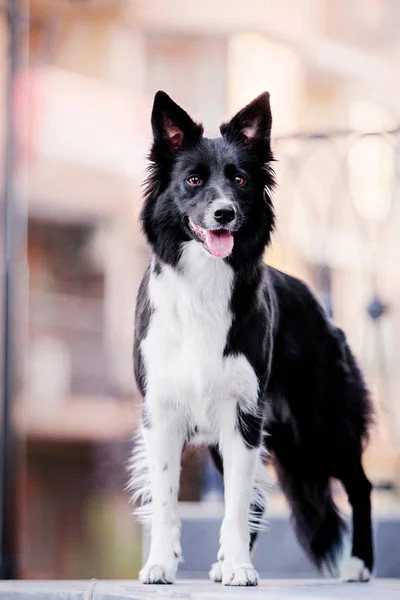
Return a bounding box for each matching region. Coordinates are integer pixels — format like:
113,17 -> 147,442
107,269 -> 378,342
141,241 -> 259,443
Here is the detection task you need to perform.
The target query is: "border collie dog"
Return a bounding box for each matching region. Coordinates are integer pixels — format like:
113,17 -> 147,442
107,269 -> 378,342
130,91 -> 374,586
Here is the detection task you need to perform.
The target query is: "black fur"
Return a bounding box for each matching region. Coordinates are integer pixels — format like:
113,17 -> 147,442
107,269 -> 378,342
134,91 -> 374,576
264,270 -> 373,572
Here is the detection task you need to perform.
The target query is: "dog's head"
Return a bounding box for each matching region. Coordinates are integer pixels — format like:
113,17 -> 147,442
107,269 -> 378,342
142,91 -> 275,266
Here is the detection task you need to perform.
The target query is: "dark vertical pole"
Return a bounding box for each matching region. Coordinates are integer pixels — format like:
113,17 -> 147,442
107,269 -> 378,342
0,0 -> 19,580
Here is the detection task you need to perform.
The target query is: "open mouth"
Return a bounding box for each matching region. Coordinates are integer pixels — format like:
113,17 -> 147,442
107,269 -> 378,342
188,218 -> 234,258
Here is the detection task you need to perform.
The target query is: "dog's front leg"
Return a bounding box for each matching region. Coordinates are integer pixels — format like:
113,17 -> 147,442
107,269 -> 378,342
139,419 -> 183,584
219,411 -> 260,586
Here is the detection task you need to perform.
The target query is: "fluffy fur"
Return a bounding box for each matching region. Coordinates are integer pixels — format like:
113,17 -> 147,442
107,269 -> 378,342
130,91 -> 374,586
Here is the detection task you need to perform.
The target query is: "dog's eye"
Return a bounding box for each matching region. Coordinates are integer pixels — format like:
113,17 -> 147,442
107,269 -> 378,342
234,175 -> 246,186
187,175 -> 202,186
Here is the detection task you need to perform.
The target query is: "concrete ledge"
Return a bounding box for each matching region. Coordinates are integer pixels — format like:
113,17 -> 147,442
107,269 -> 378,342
1,580 -> 400,600
171,509 -> 400,578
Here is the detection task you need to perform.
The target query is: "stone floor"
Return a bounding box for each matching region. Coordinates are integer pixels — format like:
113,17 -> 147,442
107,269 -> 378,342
169,506 -> 400,578
1,579 -> 400,600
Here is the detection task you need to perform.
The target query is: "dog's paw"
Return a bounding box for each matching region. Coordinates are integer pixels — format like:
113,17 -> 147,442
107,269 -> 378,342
209,560 -> 223,582
222,563 -> 259,586
340,557 -> 371,583
139,556 -> 178,584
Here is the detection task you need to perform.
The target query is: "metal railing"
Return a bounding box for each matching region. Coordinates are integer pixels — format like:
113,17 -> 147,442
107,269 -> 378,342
272,127 -> 400,447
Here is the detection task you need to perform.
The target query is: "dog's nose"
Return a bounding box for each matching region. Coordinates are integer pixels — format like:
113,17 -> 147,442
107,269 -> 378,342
213,204 -> 236,225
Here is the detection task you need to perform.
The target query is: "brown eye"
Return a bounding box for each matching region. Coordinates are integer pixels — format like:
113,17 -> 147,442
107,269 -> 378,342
234,175 -> 245,186
187,175 -> 202,186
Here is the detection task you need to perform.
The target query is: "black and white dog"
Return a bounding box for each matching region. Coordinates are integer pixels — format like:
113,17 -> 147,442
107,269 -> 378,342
130,91 -> 374,586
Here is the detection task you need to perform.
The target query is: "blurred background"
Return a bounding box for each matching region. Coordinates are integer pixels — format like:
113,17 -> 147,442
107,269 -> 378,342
1,0 -> 400,581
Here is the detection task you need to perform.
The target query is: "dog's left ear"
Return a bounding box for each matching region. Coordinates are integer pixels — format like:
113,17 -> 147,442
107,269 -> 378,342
151,91 -> 203,152
220,92 -> 272,150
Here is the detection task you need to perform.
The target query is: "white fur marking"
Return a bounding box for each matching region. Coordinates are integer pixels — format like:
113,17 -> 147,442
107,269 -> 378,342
340,556 -> 371,582
129,240 -> 266,585
225,564 -> 259,586
209,560 -> 223,583
137,422 -> 183,584
209,448 -> 269,581
138,240 -> 259,446
219,415 -> 260,586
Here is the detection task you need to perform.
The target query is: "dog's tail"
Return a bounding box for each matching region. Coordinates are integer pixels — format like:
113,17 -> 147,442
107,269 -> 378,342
272,441 -> 346,575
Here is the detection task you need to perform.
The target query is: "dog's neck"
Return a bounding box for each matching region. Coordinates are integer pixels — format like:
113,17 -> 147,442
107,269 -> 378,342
151,240 -> 234,308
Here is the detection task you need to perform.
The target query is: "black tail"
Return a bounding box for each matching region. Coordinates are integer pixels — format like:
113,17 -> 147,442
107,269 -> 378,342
273,445 -> 346,575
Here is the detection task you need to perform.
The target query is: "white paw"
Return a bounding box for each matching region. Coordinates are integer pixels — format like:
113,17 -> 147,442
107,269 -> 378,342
223,563 -> 259,586
139,556 -> 178,584
209,560 -> 223,582
340,557 -> 371,583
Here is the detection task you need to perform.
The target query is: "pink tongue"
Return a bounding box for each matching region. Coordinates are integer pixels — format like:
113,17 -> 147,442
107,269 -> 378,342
205,230 -> 234,258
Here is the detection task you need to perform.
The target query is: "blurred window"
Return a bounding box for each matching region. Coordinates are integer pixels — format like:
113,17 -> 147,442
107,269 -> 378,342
27,219 -> 109,396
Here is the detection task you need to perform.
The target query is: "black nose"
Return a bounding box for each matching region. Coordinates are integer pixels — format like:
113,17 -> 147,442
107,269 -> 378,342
214,205 -> 236,225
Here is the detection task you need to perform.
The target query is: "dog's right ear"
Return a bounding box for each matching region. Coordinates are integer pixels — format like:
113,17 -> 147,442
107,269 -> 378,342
151,91 -> 203,152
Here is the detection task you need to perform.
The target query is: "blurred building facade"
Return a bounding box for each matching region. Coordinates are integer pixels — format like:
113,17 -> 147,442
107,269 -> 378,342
1,0 -> 400,579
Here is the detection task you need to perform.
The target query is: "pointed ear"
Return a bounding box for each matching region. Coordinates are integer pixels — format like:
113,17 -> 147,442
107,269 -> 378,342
220,92 -> 272,150
151,91 -> 203,152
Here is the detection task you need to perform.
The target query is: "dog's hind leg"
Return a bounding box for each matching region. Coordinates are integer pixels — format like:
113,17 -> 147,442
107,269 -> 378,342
339,461 -> 373,582
249,448 -> 269,553
249,501 -> 265,553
